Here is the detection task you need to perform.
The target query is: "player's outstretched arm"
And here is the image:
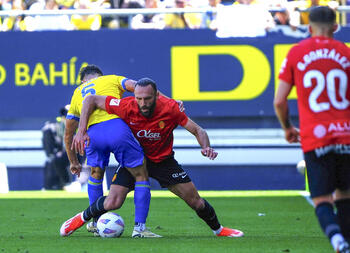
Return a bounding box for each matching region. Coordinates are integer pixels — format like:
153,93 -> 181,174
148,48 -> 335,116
183,118 -> 218,160
72,95 -> 107,155
274,80 -> 300,143
65,119 -> 82,176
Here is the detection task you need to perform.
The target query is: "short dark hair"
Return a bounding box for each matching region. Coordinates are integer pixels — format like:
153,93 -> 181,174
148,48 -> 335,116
79,65 -> 103,81
135,78 -> 157,93
309,6 -> 336,24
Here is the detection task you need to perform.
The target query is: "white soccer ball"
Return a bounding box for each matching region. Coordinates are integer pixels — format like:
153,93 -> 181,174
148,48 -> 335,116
296,160 -> 306,175
97,212 -> 125,238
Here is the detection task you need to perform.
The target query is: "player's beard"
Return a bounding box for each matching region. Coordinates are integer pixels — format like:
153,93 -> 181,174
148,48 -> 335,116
139,99 -> 156,118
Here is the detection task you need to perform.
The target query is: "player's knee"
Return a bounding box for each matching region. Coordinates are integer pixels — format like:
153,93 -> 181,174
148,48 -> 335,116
90,167 -> 104,180
312,195 -> 333,207
104,196 -> 124,210
126,165 -> 148,182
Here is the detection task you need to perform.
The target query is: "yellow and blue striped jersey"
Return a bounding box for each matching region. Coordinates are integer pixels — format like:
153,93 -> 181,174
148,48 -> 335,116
67,75 -> 128,128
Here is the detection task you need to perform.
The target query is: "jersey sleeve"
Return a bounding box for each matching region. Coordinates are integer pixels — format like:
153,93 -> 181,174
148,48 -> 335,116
66,90 -> 80,121
170,99 -> 188,127
105,96 -> 128,120
278,46 -> 296,85
113,75 -> 129,92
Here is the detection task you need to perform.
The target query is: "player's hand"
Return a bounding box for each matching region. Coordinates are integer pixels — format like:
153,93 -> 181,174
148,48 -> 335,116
176,100 -> 185,112
72,130 -> 90,156
201,147 -> 218,160
70,163 -> 82,177
284,126 -> 300,143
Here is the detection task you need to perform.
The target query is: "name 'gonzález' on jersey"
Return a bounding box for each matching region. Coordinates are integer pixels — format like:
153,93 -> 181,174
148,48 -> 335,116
297,48 -> 350,71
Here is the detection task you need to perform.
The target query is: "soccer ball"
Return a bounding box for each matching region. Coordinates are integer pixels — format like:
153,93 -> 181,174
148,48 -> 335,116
296,160 -> 306,175
97,212 -> 125,238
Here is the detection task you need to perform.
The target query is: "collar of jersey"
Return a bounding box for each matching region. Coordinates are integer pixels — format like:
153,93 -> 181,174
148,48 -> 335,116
81,77 -> 99,85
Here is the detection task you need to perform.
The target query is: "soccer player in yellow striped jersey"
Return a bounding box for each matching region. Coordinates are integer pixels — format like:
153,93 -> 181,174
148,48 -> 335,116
64,65 -> 161,237
68,74 -> 125,128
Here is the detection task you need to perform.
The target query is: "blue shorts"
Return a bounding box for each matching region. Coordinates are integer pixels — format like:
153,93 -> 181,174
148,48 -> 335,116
86,118 -> 144,169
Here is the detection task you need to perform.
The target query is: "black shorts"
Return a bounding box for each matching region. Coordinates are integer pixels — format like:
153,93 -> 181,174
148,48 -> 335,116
111,156 -> 192,189
304,150 -> 350,198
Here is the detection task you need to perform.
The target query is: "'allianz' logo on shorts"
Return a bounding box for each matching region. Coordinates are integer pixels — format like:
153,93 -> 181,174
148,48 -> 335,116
136,130 -> 161,139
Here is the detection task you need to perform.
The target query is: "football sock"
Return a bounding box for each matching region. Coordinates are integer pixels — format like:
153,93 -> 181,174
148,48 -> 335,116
315,202 -> 345,250
213,226 -> 224,235
134,181 -> 151,224
335,198 -> 350,240
88,176 -> 103,206
196,199 -> 221,231
83,196 -> 107,221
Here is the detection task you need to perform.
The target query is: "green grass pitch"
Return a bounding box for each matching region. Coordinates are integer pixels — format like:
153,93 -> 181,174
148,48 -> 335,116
0,191 -> 332,253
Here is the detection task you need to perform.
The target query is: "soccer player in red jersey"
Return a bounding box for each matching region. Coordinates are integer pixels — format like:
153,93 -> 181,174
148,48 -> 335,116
60,77 -> 244,238
274,6 -> 350,253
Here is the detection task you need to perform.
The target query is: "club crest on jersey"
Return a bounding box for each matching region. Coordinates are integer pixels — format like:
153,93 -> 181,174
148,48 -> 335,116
109,99 -> 121,107
136,130 -> 161,140
158,121 -> 165,129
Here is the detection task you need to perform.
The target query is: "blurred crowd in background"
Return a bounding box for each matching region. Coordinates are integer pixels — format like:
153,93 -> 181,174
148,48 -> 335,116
0,0 -> 349,32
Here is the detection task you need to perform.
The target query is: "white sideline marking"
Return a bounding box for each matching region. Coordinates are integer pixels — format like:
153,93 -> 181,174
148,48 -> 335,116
299,191 -> 314,207
0,163 -> 9,193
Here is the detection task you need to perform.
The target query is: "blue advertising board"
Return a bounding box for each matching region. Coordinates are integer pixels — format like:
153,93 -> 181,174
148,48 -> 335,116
0,28 -> 349,129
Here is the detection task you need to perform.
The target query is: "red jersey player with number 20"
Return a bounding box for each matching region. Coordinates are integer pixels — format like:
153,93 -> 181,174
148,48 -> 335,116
274,6 -> 350,253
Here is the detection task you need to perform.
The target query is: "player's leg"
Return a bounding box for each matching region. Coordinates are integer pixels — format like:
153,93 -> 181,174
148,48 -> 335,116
88,167 -> 104,205
305,151 -> 349,252
85,120 -> 123,230
85,123 -> 111,206
125,162 -> 163,238
110,119 -> 158,237
335,189 -> 350,242
168,182 -> 243,237
150,157 -> 243,237
60,166 -> 131,237
334,153 -> 350,247
84,137 -> 108,231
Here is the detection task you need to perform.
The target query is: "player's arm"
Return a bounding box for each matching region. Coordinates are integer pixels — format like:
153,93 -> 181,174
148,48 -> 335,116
183,118 -> 218,160
72,95 -> 107,155
123,79 -> 137,92
274,80 -> 299,143
64,118 -> 82,176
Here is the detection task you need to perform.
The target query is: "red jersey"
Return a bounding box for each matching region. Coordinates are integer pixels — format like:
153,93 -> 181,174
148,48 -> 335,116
105,95 -> 189,162
279,36 -> 350,152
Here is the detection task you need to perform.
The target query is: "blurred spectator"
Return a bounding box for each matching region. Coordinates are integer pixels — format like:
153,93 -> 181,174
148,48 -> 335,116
25,0 -> 74,31
268,0 -> 309,38
200,0 -> 221,29
55,0 -> 75,8
71,0 -> 102,30
346,0 -> 350,25
0,0 -> 27,31
271,1 -> 299,27
130,0 -> 165,29
234,0 -> 275,29
42,105 -> 72,190
164,0 -> 202,29
296,0 -> 339,24
119,1 -> 143,28
216,0 -> 274,37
